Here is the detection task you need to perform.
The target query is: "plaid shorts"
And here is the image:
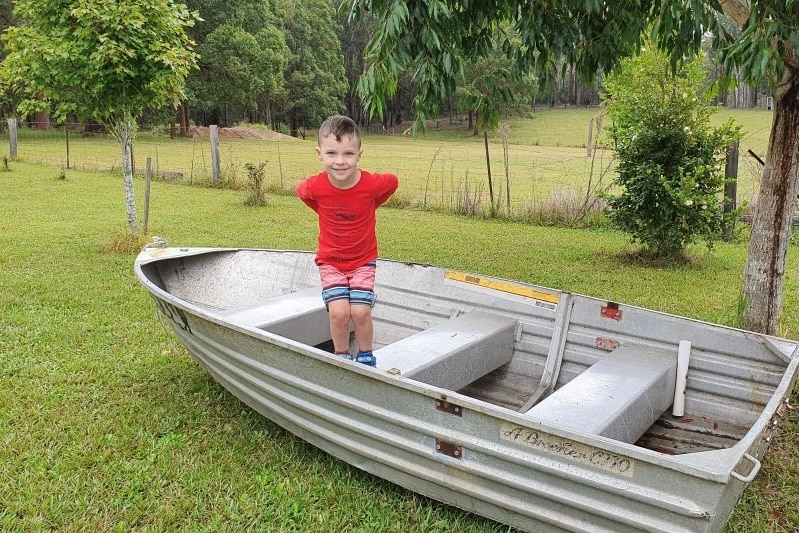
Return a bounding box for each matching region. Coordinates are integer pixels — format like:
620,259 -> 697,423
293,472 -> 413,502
319,261 -> 376,308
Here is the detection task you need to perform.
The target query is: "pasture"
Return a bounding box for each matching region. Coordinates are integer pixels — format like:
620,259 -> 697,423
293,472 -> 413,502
1,107 -> 796,532
4,108 -> 773,221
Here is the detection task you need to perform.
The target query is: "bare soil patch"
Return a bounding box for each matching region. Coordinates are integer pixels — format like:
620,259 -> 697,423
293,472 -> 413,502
189,125 -> 299,141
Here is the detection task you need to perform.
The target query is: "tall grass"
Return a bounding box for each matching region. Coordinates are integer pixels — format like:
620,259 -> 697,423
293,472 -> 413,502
1,160 -> 796,532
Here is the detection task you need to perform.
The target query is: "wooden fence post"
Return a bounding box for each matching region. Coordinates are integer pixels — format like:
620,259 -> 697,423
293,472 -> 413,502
210,125 -> 220,185
8,118 -> 18,161
723,141 -> 739,241
65,126 -> 71,169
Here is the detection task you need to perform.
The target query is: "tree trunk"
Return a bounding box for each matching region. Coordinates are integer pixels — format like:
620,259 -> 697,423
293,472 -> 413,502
111,116 -> 139,235
32,110 -> 50,130
484,129 -> 494,212
263,100 -> 272,127
290,110 -> 299,138
178,104 -> 190,136
742,72 -> 799,334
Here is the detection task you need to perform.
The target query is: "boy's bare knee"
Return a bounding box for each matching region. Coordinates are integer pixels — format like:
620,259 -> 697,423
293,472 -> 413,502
327,302 -> 350,324
350,305 -> 372,324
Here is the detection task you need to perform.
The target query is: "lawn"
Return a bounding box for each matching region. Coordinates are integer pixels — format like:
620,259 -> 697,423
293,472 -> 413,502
3,107 -> 773,219
0,159 -> 796,532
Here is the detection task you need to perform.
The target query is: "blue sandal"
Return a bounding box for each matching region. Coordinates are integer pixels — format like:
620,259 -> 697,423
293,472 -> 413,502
355,351 -> 377,366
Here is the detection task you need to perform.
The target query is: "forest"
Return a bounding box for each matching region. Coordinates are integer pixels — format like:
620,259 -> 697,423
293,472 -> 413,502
0,0 -> 773,138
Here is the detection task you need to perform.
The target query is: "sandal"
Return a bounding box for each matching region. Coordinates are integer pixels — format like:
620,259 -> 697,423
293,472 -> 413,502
355,351 -> 377,366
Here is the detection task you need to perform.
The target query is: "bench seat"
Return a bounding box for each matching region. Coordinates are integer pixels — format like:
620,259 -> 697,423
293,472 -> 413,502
524,343 -> 678,443
375,311 -> 518,390
219,287 -> 331,346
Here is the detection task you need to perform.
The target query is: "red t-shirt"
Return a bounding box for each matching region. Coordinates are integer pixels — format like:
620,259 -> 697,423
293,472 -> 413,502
296,170 -> 398,271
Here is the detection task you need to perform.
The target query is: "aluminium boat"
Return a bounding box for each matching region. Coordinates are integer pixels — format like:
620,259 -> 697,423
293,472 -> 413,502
134,244 -> 799,533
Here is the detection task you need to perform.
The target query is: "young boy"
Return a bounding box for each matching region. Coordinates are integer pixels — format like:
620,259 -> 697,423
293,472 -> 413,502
296,115 -> 398,366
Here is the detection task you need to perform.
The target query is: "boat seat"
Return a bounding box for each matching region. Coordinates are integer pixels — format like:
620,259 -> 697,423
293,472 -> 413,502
219,287 -> 331,346
524,343 -> 678,443
375,311 -> 518,390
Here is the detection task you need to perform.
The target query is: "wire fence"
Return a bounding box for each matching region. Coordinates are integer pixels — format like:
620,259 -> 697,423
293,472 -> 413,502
3,120 -> 764,224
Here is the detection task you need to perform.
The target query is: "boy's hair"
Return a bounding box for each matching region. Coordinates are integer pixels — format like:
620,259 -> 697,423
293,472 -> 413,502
318,115 -> 361,147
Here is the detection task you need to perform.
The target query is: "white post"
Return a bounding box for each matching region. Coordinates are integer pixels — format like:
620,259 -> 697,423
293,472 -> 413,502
672,340 -> 691,417
210,125 -> 220,185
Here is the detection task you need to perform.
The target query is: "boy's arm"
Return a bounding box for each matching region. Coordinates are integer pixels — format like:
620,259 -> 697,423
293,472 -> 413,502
374,173 -> 399,206
296,180 -> 319,212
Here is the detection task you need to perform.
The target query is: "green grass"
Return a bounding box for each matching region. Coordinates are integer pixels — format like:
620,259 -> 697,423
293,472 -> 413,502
3,108 -> 772,219
1,160 -> 797,532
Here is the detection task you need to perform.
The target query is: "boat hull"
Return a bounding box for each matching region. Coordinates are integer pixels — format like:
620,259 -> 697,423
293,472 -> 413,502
135,247 -> 799,533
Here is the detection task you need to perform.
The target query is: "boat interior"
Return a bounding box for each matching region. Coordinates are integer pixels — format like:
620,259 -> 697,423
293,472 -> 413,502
142,249 -> 797,456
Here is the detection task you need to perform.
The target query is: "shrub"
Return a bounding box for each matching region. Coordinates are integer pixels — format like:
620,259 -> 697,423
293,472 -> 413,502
244,162 -> 267,206
600,46 -> 743,258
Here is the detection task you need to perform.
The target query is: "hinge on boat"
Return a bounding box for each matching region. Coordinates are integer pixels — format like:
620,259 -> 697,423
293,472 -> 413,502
435,439 -> 462,459
435,399 -> 463,417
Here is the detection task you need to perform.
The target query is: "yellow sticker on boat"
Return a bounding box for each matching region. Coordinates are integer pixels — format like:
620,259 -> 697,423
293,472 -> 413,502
444,270 -> 559,305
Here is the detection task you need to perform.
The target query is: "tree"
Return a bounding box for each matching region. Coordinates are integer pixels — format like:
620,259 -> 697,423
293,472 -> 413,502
1,0 -> 198,235
254,26 -> 289,126
192,25 -> 271,125
601,48 -> 741,257
277,0 -> 347,137
455,26 -> 536,137
718,2 -> 799,335
0,0 -> 16,118
181,0 -> 277,132
453,27 -> 537,214
336,10 -> 376,123
349,0 -> 799,335
0,0 -> 12,38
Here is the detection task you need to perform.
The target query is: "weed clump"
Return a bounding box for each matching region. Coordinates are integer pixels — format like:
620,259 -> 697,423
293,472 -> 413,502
99,227 -> 152,254
244,162 -> 267,207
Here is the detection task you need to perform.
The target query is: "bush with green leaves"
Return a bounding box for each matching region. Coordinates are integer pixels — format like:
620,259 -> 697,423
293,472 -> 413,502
244,162 -> 267,206
601,47 -> 742,258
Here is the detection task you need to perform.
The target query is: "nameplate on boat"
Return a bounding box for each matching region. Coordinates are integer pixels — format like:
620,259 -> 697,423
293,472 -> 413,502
499,423 -> 635,477
444,271 -> 559,310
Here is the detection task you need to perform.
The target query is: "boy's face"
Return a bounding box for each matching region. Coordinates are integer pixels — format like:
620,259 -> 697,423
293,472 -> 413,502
316,133 -> 362,188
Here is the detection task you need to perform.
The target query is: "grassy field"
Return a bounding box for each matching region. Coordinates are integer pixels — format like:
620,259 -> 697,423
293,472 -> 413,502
1,159 -> 797,532
3,108 -> 774,220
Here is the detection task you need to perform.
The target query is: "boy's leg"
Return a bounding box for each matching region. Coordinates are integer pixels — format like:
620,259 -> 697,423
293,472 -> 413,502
350,304 -> 373,353
348,262 -> 377,365
327,299 -> 352,354
319,264 -> 352,355
352,306 -> 375,365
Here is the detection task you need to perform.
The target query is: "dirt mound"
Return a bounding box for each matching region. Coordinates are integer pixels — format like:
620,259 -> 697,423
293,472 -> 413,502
189,125 -> 299,141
